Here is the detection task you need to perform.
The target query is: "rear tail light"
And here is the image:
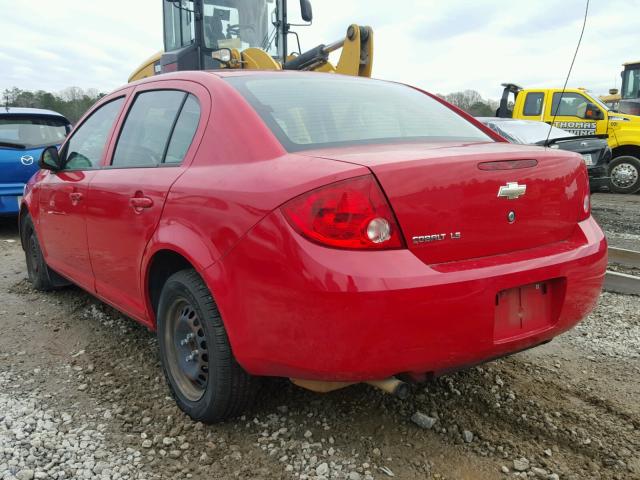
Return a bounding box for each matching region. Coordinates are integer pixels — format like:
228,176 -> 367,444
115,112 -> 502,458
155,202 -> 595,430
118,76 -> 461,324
281,175 -> 405,250
577,164 -> 591,221
580,192 -> 591,220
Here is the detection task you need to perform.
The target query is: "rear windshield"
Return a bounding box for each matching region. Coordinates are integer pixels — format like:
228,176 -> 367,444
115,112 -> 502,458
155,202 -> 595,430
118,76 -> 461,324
226,76 -> 492,152
0,115 -> 69,149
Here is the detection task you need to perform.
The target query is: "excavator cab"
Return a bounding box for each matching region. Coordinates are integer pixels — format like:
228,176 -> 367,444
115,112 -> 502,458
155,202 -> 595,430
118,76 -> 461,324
161,0 -> 291,72
129,0 -> 372,82
620,61 -> 640,116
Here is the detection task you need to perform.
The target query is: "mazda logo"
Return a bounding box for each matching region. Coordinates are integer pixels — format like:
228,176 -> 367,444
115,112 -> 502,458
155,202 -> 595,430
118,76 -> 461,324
20,155 -> 34,166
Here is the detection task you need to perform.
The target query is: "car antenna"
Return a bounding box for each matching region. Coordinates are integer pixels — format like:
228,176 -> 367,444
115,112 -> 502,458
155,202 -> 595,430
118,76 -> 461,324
545,0 -> 590,145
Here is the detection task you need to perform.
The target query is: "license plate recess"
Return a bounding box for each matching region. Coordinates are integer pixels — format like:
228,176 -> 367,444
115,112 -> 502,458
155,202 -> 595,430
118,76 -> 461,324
494,280 -> 562,342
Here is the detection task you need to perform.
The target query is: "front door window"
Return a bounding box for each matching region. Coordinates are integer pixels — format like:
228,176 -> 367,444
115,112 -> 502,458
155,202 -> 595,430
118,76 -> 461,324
550,92 -> 597,136
551,92 -> 589,117
63,98 -> 125,170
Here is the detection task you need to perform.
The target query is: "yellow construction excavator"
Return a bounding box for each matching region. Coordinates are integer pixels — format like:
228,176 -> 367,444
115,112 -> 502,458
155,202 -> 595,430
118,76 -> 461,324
129,0 -> 373,82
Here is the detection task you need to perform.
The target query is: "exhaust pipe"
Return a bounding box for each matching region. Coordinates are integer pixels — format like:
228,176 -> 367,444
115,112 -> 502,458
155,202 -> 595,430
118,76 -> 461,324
365,378 -> 410,399
291,377 -> 410,399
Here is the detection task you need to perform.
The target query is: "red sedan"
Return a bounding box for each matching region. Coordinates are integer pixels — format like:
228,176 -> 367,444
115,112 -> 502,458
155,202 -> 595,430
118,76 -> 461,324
19,71 -> 607,423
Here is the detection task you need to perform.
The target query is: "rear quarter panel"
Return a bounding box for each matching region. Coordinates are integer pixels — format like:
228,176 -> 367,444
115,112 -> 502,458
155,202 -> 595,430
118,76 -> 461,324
143,75 -> 369,324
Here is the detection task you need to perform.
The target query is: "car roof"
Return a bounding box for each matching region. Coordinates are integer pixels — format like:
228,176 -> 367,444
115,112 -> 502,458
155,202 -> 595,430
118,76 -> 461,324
1,106 -> 70,121
123,70 -> 412,103
210,70 -> 354,79
129,69 -> 393,88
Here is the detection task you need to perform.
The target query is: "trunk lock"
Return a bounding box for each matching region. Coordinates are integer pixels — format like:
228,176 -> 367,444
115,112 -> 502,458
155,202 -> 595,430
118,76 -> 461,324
507,211 -> 516,223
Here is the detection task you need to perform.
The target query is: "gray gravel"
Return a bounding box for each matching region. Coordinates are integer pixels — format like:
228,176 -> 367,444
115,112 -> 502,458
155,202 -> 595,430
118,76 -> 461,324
0,370 -> 149,480
2,193 -> 640,480
568,291 -> 640,359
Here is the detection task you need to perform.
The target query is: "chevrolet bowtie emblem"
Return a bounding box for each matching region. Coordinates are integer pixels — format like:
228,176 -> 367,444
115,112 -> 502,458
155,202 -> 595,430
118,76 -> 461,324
497,182 -> 526,200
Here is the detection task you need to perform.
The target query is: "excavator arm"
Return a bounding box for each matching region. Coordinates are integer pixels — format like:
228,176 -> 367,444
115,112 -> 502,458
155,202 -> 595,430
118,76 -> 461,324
282,25 -> 373,77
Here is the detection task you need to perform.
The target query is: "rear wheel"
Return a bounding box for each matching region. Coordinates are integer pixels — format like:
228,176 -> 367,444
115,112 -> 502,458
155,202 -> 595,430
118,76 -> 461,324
608,156 -> 640,194
22,215 -> 59,291
157,269 -> 259,423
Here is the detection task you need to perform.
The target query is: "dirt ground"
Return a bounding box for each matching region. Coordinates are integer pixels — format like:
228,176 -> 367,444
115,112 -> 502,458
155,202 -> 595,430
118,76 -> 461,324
0,193 -> 638,480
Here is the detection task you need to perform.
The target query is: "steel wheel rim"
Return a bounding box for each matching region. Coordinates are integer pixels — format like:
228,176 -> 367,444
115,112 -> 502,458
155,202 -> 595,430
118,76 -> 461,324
164,298 -> 209,402
611,162 -> 639,188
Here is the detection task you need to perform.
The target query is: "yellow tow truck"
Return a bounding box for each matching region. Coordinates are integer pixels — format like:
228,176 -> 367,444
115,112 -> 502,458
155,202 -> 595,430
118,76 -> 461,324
498,83 -> 640,193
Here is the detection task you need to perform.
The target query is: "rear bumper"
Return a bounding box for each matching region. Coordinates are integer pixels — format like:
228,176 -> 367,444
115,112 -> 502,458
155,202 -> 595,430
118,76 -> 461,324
0,183 -> 24,215
206,212 -> 607,382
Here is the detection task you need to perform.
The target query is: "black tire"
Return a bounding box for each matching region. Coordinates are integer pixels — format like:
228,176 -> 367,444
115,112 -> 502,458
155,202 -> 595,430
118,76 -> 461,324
608,155 -> 640,194
22,215 -> 56,291
157,269 -> 259,423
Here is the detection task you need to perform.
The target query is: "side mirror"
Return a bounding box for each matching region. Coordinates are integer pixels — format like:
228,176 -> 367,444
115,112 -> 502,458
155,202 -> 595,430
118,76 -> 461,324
582,103 -> 604,120
39,146 -> 62,171
299,0 -> 313,22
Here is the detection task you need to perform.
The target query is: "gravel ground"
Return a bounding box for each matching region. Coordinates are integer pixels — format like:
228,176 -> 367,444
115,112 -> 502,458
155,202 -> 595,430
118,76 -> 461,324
591,193 -> 640,250
1,193 -> 639,480
591,192 -> 640,279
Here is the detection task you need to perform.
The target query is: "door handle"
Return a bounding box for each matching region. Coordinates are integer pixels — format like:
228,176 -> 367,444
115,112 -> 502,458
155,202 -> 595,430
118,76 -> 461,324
129,196 -> 154,210
69,192 -> 83,204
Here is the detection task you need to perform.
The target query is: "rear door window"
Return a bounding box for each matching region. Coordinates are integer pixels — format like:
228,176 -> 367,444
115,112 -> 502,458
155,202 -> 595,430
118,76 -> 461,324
164,95 -> 201,164
112,90 -> 186,168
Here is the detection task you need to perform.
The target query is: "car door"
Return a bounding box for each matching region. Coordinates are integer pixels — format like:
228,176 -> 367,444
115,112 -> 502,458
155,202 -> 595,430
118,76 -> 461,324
85,83 -> 205,322
548,91 -> 607,136
37,96 -> 126,289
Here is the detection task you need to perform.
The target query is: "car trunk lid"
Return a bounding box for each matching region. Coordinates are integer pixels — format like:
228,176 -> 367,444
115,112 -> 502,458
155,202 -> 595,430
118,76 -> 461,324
300,141 -> 586,264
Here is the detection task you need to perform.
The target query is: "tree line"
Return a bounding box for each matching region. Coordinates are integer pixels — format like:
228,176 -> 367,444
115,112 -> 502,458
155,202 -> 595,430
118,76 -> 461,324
3,86 -> 498,123
2,87 -> 105,123
437,90 -> 499,117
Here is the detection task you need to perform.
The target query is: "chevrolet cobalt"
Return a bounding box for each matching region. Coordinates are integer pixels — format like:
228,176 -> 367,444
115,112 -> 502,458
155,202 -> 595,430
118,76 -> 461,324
20,72 -> 607,423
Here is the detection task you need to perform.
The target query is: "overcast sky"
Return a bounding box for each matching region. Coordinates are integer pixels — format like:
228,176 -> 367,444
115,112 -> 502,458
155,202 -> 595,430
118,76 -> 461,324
1,0 -> 638,100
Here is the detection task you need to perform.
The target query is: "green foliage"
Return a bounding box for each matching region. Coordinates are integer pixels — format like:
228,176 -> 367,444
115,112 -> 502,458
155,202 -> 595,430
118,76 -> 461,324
467,101 -> 495,117
2,87 -> 105,123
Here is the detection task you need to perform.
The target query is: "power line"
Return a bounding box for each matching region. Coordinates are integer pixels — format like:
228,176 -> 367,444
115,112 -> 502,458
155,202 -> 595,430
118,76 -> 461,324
545,0 -> 590,144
